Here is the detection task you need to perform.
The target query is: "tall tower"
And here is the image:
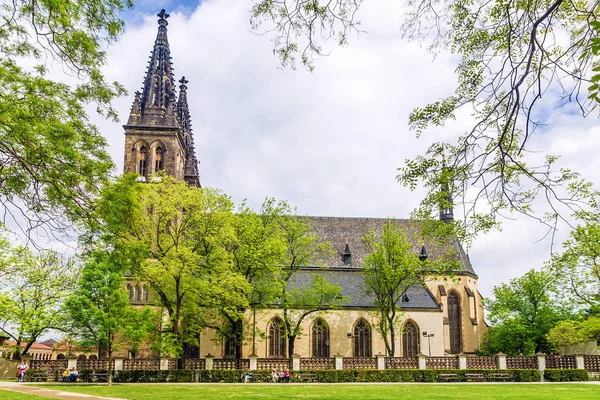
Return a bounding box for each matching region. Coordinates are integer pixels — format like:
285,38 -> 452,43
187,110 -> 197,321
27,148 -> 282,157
123,9 -> 200,187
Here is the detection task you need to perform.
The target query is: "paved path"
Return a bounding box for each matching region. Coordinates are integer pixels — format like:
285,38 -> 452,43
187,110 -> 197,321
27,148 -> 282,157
0,381 -> 124,400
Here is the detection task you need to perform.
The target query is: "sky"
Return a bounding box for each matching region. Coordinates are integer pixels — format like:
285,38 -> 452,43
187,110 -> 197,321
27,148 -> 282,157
85,0 -> 600,299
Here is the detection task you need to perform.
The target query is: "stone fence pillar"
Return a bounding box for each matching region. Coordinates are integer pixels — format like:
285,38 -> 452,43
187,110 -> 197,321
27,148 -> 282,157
376,353 -> 385,370
458,354 -> 467,370
334,354 -> 343,370
575,354 -> 585,369
496,353 -> 506,370
536,353 -> 546,382
67,356 -> 78,370
418,354 -> 427,370
292,354 -> 301,371
249,355 -> 258,371
113,357 -> 124,371
204,354 -> 214,371
159,357 -> 169,371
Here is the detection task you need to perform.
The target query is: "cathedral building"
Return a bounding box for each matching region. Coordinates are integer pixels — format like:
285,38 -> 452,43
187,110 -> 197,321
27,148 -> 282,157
123,10 -> 486,359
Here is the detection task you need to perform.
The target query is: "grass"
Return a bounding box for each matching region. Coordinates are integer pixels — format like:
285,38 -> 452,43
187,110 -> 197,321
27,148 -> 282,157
0,389 -> 47,399
33,383 -> 600,399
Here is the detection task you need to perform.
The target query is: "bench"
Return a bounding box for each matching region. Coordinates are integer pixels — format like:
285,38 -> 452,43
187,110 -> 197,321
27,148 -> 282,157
488,373 -> 511,381
465,373 -> 485,382
438,373 -> 459,382
29,372 -> 49,382
90,372 -> 109,382
295,373 -> 317,382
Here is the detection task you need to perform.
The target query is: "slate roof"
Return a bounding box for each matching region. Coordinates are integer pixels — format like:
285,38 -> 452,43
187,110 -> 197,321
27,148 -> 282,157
308,216 -> 476,276
288,268 -> 441,311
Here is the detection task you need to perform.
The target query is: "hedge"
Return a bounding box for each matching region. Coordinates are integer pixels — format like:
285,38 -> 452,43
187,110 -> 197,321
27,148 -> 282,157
112,369 -> 193,383
543,369 -> 588,382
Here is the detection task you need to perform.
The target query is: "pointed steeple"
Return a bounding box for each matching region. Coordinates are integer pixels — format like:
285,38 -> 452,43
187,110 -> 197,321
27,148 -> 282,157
127,9 -> 178,127
178,76 -> 200,187
439,160 -> 454,224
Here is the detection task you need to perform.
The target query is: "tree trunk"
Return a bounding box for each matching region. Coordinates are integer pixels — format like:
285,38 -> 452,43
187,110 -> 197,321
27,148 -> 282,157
107,350 -> 113,386
288,336 -> 296,357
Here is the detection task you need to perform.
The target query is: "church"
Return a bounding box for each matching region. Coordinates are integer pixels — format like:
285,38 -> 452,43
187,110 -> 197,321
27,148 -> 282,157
122,10 -> 487,359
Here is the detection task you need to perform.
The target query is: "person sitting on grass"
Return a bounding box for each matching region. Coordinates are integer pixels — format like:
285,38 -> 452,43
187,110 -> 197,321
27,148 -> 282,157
62,369 -> 70,382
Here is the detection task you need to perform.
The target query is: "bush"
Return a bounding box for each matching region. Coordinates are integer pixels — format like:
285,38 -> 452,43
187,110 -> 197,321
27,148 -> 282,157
544,369 -> 588,382
113,370 -> 193,383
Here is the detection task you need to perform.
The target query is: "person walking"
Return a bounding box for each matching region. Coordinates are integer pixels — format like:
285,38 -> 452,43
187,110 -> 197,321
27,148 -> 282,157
16,360 -> 28,383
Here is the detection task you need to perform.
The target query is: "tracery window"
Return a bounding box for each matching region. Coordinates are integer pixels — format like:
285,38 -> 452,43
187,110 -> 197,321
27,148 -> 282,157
134,286 -> 141,303
268,317 -> 286,358
154,147 -> 164,172
353,319 -> 371,357
224,338 -> 235,358
127,285 -> 133,302
142,285 -> 149,303
402,320 -> 419,357
138,146 -> 148,177
448,291 -> 462,354
311,319 -> 329,358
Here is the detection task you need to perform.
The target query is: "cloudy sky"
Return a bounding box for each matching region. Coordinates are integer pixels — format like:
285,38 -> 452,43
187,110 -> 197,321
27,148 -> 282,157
86,0 -> 600,299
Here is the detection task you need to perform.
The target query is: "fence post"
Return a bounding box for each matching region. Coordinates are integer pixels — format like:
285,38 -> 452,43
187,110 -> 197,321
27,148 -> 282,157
113,357 -> 124,371
418,354 -> 427,370
249,354 -> 258,371
292,354 -> 301,371
575,353 -> 585,369
536,353 -> 546,382
67,355 -> 78,370
160,357 -> 169,371
334,354 -> 343,370
496,353 -> 506,370
204,354 -> 213,371
458,354 -> 467,370
377,353 -> 385,370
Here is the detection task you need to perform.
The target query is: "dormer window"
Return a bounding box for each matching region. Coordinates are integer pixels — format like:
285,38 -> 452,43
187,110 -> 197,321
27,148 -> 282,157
342,242 -> 352,265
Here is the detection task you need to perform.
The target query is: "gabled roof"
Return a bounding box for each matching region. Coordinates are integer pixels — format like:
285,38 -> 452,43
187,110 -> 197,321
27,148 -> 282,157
288,268 -> 441,311
308,216 -> 476,276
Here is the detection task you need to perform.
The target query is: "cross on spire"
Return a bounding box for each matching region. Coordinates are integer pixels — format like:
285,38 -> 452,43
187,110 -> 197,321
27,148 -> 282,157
179,76 -> 188,87
158,9 -> 169,22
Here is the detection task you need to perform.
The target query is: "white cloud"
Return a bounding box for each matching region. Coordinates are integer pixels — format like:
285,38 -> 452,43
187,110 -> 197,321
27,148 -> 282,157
88,0 -> 600,298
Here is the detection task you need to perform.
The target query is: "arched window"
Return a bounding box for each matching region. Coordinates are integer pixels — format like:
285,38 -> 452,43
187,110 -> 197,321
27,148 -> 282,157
134,286 -> 140,303
448,291 -> 462,354
88,354 -> 98,360
78,354 -> 87,360
402,320 -> 419,357
127,285 -> 133,302
138,146 -> 148,177
223,338 -> 235,358
56,354 -> 66,360
154,147 -> 164,172
142,285 -> 149,303
353,319 -> 372,357
311,319 -> 329,358
268,317 -> 286,358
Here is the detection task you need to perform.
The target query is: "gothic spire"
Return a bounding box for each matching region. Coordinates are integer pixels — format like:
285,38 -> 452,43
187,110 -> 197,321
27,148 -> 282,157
127,9 -> 178,127
178,76 -> 200,187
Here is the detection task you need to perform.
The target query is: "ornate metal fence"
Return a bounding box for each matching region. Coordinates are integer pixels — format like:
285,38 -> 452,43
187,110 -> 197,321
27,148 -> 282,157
184,358 -> 206,370
466,356 -> 497,369
584,355 -> 600,372
123,359 -> 160,371
257,358 -> 291,371
30,359 -> 68,378
545,355 -> 577,369
213,358 -> 249,370
426,356 -> 459,369
506,356 -> 537,369
76,359 -> 113,371
343,357 -> 377,370
299,357 -> 334,370
385,357 -> 418,369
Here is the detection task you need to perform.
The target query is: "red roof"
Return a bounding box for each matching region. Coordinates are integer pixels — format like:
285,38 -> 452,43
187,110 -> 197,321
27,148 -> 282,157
5,341 -> 53,351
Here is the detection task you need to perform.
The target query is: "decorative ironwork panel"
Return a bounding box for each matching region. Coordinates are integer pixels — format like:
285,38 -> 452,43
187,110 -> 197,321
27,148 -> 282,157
123,359 -> 160,371
385,357 -> 418,369
257,358 -> 290,371
168,358 -> 177,370
545,355 -> 577,369
584,355 -> 600,372
506,356 -> 537,369
299,357 -> 334,370
353,319 -> 372,358
426,356 -> 459,369
343,357 -> 376,370
78,359 -> 112,371
466,356 -> 497,369
447,291 -> 462,354
213,358 -> 249,370
184,358 -> 206,370
402,321 -> 419,357
30,360 -> 68,379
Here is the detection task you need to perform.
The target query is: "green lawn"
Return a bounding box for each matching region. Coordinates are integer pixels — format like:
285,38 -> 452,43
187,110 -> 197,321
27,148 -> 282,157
0,389 -> 47,399
32,383 -> 600,399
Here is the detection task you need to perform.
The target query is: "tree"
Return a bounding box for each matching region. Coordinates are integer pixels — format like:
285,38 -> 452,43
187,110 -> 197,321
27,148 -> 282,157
92,174 -> 234,360
0,0 -> 130,234
548,315 -> 600,349
277,213 -> 344,356
65,252 -> 150,386
362,220 -> 437,357
481,269 -> 569,355
251,0 -> 597,240
0,248 -> 75,359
